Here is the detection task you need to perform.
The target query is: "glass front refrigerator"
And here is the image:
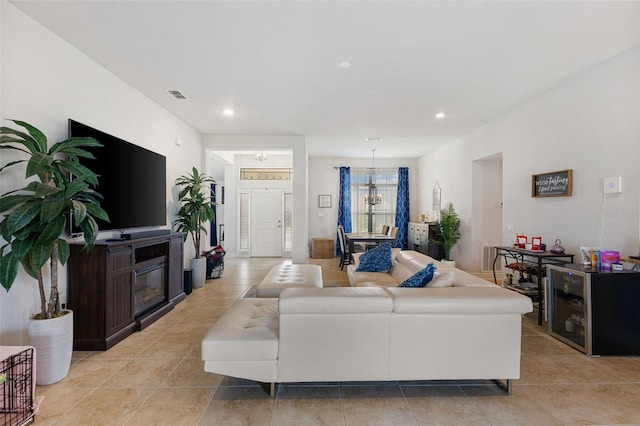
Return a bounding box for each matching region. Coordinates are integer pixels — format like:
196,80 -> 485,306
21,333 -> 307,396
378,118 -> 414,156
546,263 -> 640,356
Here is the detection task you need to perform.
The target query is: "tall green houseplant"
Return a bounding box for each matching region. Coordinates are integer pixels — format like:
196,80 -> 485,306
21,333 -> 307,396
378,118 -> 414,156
174,167 -> 215,258
173,167 -> 215,289
435,202 -> 461,261
0,120 -> 108,319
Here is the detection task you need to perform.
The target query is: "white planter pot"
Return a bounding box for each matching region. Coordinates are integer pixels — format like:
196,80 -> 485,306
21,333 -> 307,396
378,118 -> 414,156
441,259 -> 456,268
28,310 -> 73,385
190,257 -> 207,288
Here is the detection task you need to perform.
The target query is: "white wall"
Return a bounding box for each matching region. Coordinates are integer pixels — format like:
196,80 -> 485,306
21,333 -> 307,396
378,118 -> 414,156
308,157 -> 420,246
0,3 -> 202,344
419,47 -> 640,271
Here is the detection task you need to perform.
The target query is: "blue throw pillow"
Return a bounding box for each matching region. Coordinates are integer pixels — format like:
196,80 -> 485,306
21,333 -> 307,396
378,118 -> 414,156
398,263 -> 436,288
356,243 -> 393,272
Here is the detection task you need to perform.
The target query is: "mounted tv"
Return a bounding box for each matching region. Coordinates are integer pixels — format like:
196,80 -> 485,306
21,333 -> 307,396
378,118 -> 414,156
68,119 -> 166,233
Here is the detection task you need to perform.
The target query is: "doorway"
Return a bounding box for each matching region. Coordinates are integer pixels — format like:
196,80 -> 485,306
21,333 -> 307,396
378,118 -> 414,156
471,153 -> 503,272
250,188 -> 283,257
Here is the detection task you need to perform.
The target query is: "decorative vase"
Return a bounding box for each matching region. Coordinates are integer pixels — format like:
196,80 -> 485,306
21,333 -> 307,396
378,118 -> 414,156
441,259 -> 456,268
190,257 -> 207,288
28,310 -> 74,385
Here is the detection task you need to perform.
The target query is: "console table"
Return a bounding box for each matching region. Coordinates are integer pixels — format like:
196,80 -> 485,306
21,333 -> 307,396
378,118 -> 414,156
492,246 -> 574,325
68,232 -> 185,350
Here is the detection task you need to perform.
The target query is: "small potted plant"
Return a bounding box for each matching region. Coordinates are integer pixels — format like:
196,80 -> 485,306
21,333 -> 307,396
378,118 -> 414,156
0,119 -> 108,384
173,167 -> 215,288
434,202 -> 461,266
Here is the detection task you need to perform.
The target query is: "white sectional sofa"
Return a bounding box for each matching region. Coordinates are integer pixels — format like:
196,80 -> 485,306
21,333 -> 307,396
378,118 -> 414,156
202,253 -> 533,394
348,249 -> 496,288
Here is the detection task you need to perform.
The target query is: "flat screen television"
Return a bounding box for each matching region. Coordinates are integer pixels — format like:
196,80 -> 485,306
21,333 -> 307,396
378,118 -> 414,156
68,119 -> 166,234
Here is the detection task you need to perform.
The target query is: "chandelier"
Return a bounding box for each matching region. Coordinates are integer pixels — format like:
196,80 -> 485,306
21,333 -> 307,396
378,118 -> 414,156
365,149 -> 382,205
255,152 -> 268,161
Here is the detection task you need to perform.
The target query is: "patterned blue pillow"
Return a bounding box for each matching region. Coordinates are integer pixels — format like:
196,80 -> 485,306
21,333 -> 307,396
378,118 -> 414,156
356,243 -> 393,272
398,263 -> 436,288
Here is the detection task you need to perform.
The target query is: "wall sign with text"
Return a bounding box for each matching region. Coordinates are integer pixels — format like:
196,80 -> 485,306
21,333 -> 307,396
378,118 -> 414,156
532,169 -> 573,198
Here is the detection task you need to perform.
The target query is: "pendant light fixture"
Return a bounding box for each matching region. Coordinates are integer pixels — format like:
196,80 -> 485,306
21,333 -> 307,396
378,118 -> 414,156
365,149 -> 382,205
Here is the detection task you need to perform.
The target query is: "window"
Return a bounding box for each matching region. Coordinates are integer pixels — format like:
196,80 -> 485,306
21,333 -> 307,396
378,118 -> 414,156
240,168 -> 292,180
239,192 -> 249,251
351,168 -> 398,233
283,192 -> 293,252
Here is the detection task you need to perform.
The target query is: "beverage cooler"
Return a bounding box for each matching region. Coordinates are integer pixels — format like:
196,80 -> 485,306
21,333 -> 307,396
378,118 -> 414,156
546,263 -> 640,356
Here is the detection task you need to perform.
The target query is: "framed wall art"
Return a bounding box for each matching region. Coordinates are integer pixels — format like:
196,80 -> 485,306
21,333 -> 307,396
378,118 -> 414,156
532,169 -> 573,198
318,194 -> 332,208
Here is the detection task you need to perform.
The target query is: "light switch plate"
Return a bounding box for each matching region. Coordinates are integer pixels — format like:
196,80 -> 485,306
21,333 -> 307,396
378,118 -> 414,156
603,176 -> 622,194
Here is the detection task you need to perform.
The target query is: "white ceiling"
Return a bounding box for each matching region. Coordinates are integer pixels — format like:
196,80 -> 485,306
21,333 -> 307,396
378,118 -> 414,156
10,1 -> 640,158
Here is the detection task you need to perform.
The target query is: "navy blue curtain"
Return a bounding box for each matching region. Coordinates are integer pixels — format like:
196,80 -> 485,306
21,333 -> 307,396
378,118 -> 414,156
336,167 -> 352,255
210,183 -> 218,246
394,167 -> 410,249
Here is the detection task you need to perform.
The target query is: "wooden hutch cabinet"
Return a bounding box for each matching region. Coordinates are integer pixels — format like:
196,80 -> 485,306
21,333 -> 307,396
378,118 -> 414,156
68,232 -> 185,350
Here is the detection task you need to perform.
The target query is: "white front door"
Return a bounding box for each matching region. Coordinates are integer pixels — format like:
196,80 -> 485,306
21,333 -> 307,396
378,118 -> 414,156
251,188 -> 283,257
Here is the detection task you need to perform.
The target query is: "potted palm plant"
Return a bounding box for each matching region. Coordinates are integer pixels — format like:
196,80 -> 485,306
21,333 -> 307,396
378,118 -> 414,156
0,120 -> 108,385
434,202 -> 461,266
173,167 -> 215,288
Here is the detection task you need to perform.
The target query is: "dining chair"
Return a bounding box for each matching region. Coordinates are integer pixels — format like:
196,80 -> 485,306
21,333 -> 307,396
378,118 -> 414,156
337,225 -> 365,269
389,226 -> 399,247
337,226 -> 351,270
381,225 -> 390,235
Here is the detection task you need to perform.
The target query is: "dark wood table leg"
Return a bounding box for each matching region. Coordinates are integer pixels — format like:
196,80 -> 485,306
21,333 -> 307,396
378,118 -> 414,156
537,258 -> 543,325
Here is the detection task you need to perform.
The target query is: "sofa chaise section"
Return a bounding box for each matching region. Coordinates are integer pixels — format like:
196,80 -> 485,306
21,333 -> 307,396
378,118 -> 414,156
201,298 -> 279,384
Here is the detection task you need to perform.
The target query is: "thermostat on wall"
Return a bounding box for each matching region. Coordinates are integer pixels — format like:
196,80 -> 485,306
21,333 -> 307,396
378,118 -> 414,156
603,176 -> 622,194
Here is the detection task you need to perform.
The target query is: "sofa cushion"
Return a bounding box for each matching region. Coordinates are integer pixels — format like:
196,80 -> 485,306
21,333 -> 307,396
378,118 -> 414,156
349,271 -> 399,287
427,271 -> 454,288
395,250 -> 438,271
398,263 -> 436,288
356,243 -> 393,272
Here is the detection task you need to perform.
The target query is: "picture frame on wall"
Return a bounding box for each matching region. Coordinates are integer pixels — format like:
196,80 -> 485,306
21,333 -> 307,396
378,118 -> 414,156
532,169 -> 573,198
318,194 -> 332,208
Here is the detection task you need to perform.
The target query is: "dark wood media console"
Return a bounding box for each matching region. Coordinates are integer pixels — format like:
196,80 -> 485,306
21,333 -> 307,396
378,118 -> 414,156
68,232 -> 185,350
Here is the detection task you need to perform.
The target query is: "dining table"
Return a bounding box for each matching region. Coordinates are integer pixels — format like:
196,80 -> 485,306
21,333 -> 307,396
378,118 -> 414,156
345,232 -> 396,254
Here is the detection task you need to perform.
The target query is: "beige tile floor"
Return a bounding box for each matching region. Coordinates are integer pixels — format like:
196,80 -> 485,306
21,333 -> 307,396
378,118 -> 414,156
32,257 -> 640,425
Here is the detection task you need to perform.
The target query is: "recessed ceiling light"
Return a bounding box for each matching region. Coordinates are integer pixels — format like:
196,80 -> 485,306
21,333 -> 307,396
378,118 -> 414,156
365,137 -> 383,142
435,112 -> 446,119
223,108 -> 235,117
338,60 -> 352,69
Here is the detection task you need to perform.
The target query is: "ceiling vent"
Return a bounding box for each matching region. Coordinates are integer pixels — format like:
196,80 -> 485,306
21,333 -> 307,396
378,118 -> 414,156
167,89 -> 189,100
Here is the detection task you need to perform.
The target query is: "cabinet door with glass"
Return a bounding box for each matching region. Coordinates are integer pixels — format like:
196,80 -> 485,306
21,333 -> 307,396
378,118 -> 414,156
547,265 -> 589,353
